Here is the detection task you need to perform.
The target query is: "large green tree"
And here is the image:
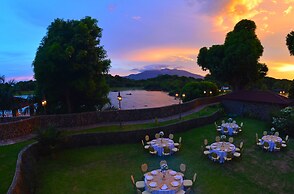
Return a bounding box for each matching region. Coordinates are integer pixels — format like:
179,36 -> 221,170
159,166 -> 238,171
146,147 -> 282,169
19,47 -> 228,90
197,19 -> 268,90
286,31 -> 294,55
33,17 -> 111,114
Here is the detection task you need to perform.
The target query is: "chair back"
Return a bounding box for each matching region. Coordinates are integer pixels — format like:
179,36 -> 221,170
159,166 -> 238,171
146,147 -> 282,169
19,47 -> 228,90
155,133 -> 160,139
160,160 -> 167,166
204,139 -> 208,145
149,146 -> 155,152
275,142 -> 281,148
211,152 -> 218,159
214,122 -> 218,128
180,163 -> 186,173
145,135 -> 150,142
263,131 -> 267,136
130,175 -> 135,185
228,137 -> 234,143
215,136 -> 220,142
222,120 -> 225,124
240,122 -> 243,127
179,137 -> 182,143
255,133 -> 258,139
169,134 -> 174,140
240,141 -> 244,149
285,135 -> 289,141
274,131 -> 279,136
223,127 -> 229,132
141,163 -> 148,173
193,172 -> 197,183
137,189 -> 142,194
163,146 -> 170,154
141,140 -> 145,147
264,141 -> 269,147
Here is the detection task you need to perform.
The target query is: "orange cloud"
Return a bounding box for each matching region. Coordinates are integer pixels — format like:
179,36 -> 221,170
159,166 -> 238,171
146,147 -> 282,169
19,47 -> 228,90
123,47 -> 197,63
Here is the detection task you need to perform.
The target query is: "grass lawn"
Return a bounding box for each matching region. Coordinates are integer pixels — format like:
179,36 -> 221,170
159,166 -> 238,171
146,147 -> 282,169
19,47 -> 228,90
0,140 -> 35,194
35,117 -> 294,194
65,104 -> 221,135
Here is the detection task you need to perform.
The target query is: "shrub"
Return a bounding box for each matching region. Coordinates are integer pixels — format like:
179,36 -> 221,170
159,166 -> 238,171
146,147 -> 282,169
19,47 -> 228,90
36,126 -> 61,149
272,106 -> 294,136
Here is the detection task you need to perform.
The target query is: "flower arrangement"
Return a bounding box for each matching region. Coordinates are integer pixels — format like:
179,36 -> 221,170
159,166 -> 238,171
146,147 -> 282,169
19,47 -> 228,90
221,135 -> 226,141
272,106 -> 294,136
160,163 -> 168,172
159,131 -> 164,138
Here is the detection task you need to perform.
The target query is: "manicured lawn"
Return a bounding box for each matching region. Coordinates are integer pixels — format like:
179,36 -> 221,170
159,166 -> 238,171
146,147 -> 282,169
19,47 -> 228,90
35,117 -> 294,194
65,104 -> 221,135
0,140 -> 35,194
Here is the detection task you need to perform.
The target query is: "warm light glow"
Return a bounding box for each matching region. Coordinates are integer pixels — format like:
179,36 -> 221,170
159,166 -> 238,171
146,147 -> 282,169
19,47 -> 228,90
182,93 -> 186,98
41,100 -> 47,106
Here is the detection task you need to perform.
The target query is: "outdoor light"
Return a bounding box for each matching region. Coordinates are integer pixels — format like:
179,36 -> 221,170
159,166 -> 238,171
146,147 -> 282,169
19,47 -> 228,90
209,91 -> 212,94
182,93 -> 186,98
204,91 -> 206,94
175,93 -> 179,98
41,99 -> 47,107
117,91 -> 122,110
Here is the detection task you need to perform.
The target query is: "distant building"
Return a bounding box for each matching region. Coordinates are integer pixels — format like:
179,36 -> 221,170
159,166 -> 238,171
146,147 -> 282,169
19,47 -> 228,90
220,90 -> 293,120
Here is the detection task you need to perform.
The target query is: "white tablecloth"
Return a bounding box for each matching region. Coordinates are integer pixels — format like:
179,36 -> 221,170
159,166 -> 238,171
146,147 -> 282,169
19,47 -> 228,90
221,123 -> 239,135
144,169 -> 183,194
209,141 -> 236,163
150,138 -> 175,156
261,135 -> 282,151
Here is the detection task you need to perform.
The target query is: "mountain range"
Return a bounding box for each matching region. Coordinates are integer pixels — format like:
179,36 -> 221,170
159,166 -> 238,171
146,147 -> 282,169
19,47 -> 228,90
125,68 -> 204,80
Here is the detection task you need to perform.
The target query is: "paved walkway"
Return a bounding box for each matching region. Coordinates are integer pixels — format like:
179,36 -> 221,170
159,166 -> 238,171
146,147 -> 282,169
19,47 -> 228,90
0,103 -> 219,146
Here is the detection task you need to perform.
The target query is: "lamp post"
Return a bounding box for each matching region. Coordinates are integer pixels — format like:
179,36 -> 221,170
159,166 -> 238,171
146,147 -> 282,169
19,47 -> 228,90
175,93 -> 185,119
117,92 -> 122,127
41,99 -> 47,114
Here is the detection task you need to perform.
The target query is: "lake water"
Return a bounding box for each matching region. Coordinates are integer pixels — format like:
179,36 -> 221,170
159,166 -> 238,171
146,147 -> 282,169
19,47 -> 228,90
108,90 -> 179,109
1,90 -> 178,117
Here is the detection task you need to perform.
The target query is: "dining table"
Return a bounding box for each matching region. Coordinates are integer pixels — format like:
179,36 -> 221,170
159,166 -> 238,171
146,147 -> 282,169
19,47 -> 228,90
150,138 -> 175,156
261,135 -> 282,151
144,169 -> 183,194
221,123 -> 239,136
209,141 -> 236,163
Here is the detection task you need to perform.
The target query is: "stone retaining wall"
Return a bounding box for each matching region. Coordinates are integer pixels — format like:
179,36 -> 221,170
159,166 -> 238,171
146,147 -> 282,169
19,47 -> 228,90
0,96 -> 219,140
7,110 -> 222,193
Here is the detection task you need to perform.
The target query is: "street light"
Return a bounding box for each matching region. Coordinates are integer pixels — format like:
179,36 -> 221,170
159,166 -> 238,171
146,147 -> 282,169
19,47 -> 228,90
117,91 -> 122,110
117,91 -> 122,127
175,93 -> 185,119
41,99 -> 47,114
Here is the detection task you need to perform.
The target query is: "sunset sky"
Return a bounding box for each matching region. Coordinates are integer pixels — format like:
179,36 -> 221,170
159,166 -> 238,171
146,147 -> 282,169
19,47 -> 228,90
0,0 -> 294,81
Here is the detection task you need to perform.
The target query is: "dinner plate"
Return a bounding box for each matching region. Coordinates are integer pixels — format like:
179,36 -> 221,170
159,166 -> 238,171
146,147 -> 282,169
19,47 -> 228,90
169,170 -> 177,175
171,181 -> 179,187
146,175 -> 153,181
174,175 -> 181,180
161,184 -> 168,190
149,182 -> 157,187
151,170 -> 158,175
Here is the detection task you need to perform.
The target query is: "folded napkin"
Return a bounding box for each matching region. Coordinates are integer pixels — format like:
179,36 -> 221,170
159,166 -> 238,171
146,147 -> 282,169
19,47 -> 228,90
174,175 -> 182,180
149,182 -> 157,187
169,170 -> 177,175
171,181 -> 179,187
161,184 -> 168,190
145,175 -> 153,181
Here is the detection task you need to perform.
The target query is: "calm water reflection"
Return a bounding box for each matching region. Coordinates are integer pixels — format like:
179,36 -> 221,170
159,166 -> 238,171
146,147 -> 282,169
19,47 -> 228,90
108,90 -> 178,110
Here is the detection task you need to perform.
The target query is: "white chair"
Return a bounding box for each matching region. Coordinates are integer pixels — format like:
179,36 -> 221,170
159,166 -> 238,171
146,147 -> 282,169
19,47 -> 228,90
228,137 -> 234,143
203,150 -> 210,155
204,139 -> 210,150
282,135 -> 289,144
137,189 -> 151,194
145,135 -> 151,144
183,172 -> 197,187
274,131 -> 279,136
131,175 -> 145,190
263,131 -> 267,136
235,141 -> 243,152
141,163 -> 148,173
178,163 -> 186,177
169,133 -> 174,140
234,152 -> 241,157
176,190 -> 186,194
142,140 -> 150,150
174,137 -> 182,147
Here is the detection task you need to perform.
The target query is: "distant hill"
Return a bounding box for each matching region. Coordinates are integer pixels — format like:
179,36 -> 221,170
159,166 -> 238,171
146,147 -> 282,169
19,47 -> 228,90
125,68 -> 204,80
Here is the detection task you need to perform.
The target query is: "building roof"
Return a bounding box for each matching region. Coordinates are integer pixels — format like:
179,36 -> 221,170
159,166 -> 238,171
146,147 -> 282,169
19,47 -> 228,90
221,90 -> 291,105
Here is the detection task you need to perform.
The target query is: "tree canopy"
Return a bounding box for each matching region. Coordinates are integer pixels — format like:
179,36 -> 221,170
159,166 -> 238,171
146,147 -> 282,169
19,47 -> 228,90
197,19 -> 268,90
289,80 -> 294,99
286,31 -> 294,56
33,17 -> 111,114
182,81 -> 218,102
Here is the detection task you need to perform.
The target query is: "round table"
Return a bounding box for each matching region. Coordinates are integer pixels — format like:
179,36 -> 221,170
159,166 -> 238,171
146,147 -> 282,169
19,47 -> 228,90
261,135 -> 282,151
209,141 -> 236,163
221,123 -> 239,135
144,169 -> 183,194
150,138 -> 175,156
